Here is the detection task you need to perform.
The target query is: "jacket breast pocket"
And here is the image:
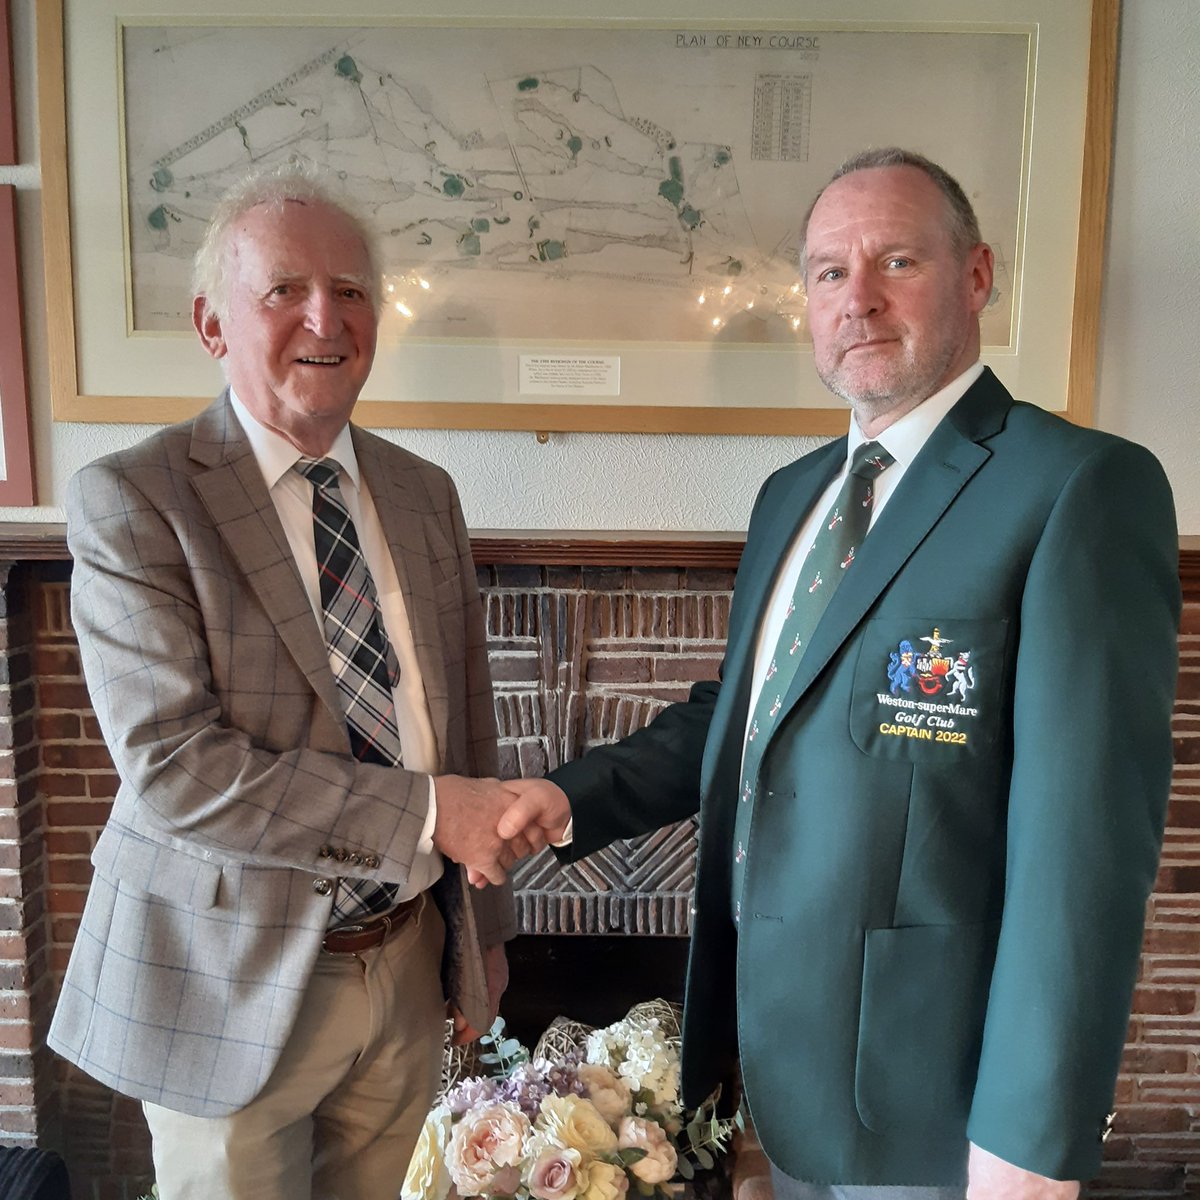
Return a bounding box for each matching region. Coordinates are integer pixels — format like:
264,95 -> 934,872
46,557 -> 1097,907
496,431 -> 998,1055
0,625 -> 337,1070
92,826 -> 222,910
855,920 -> 1000,1137
850,617 -> 1010,762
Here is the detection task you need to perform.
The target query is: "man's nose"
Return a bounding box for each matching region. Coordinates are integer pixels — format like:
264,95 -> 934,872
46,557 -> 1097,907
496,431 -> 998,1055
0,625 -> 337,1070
303,289 -> 343,337
844,271 -> 885,319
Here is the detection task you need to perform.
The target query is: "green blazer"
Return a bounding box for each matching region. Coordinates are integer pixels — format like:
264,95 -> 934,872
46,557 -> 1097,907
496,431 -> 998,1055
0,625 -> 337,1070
552,370 -> 1180,1186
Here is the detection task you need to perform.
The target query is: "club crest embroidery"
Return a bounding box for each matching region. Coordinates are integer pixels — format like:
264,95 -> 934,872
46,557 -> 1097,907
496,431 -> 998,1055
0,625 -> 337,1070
873,625 -> 982,748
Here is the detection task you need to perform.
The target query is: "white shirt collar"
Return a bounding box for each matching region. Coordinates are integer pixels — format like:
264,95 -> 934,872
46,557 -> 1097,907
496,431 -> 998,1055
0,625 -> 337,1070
846,361 -> 985,469
228,389 -> 361,492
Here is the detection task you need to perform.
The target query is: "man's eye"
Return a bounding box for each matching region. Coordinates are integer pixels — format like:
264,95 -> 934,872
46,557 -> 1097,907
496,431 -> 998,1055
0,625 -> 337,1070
886,257 -> 911,269
817,268 -> 844,283
270,284 -> 291,296
340,287 -> 366,301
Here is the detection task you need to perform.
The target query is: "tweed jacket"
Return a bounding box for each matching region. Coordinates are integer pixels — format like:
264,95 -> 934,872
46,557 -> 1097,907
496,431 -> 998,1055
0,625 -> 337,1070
48,393 -> 514,1117
551,370 -> 1180,1186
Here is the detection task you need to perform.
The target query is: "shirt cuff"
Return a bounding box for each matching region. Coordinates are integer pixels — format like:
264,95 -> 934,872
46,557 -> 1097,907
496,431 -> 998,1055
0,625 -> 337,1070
552,818 -> 573,847
420,775 -> 438,854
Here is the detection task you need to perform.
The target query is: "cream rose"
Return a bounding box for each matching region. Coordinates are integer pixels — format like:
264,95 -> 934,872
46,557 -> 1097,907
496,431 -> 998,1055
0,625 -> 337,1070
577,1063 -> 633,1128
618,1116 -> 678,1184
580,1159 -> 630,1200
402,1106 -> 453,1200
537,1094 -> 619,1156
446,1102 -> 532,1195
525,1145 -> 585,1200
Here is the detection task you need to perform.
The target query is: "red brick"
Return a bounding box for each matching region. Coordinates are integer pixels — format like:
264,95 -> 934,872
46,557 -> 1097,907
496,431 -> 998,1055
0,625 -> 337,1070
47,858 -> 94,887
651,655 -> 720,683
586,657 -> 651,684
44,830 -> 92,857
0,1021 -> 32,1050
40,773 -> 87,798
1156,865 -> 1200,894
82,715 -> 104,741
1142,927 -> 1200,955
87,773 -> 120,799
35,712 -> 82,741
31,646 -> 82,677
46,889 -> 88,915
50,917 -> 79,945
0,1108 -> 37,1134
36,682 -> 92,710
1120,1046 -> 1191,1074
1133,987 -> 1197,1016
45,801 -> 111,828
0,1082 -> 35,1106
42,744 -> 116,771
0,992 -> 30,1020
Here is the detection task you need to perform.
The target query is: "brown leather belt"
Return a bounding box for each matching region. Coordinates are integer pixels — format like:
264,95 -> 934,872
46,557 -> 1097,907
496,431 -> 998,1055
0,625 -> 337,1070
321,895 -> 422,954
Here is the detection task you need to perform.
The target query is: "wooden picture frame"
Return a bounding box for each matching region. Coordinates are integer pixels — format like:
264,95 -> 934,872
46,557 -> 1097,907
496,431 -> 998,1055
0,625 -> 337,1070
0,0 -> 15,166
38,0 -> 1116,435
0,186 -> 36,505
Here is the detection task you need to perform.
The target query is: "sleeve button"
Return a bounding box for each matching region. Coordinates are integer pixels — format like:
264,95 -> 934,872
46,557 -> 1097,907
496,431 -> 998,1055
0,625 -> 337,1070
313,878 -> 333,896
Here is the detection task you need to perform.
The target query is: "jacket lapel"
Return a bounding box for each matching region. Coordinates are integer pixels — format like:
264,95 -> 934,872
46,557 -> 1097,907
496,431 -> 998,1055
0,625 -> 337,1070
772,370 -> 1013,735
353,430 -> 451,768
704,439 -> 846,786
188,393 -> 346,728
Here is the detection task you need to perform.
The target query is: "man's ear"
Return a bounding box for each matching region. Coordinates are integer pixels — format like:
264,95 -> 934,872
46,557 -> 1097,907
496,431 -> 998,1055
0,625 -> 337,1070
193,295 -> 227,359
965,243 -> 995,317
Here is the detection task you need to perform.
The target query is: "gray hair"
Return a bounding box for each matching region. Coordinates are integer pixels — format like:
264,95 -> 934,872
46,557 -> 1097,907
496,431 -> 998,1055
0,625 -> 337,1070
192,160 -> 383,318
799,147 -> 982,278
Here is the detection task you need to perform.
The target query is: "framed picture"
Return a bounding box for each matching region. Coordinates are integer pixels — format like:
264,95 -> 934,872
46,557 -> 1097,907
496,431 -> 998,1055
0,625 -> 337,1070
39,0 -> 1115,434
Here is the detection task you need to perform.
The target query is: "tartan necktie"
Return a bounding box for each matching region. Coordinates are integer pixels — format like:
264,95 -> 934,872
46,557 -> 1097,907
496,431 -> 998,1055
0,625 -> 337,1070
296,456 -> 401,924
730,440 -> 895,923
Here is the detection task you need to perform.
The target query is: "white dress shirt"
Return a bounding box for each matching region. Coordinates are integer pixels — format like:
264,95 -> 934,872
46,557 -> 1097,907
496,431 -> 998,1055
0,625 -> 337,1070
230,391 -> 442,898
743,361 -> 985,735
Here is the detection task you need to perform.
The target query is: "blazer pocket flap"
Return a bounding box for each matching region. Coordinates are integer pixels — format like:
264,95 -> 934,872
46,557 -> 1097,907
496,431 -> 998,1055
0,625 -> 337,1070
92,828 -> 222,909
855,920 -> 1000,1136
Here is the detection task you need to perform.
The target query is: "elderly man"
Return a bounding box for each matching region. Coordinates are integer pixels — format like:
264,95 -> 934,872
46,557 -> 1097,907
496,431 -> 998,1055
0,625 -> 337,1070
49,165 -> 519,1199
499,149 -> 1181,1199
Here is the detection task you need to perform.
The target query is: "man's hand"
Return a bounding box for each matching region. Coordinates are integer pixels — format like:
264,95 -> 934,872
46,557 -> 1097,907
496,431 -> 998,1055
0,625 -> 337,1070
496,777 -> 572,852
433,775 -> 531,886
967,1144 -> 1080,1200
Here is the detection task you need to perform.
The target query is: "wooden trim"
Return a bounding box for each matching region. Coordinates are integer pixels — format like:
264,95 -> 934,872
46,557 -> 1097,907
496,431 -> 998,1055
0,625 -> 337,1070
2,526 -> 1194,594
1066,0 -> 1119,426
0,186 -> 34,504
0,0 -> 15,165
36,0 -> 77,422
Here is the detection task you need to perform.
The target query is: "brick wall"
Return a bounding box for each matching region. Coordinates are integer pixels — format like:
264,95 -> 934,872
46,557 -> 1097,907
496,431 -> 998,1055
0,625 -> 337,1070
0,551 -> 1196,1197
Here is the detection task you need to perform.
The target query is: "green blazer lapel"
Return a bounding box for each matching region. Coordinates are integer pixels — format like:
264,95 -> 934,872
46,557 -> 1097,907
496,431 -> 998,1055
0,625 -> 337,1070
709,439 -> 846,763
188,393 -> 345,728
773,371 -> 1012,733
354,431 -> 451,767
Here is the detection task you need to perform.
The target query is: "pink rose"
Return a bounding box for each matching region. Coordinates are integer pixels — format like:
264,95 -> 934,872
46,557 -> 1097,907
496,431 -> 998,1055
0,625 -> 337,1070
446,1102 -> 531,1195
617,1116 -> 677,1185
526,1146 -> 584,1200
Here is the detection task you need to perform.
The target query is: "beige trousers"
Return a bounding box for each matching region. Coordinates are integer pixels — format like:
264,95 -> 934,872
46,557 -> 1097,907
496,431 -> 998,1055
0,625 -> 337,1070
144,896 -> 446,1200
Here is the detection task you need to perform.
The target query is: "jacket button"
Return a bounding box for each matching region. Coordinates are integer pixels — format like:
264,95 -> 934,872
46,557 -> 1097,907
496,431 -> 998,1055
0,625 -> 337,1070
349,852 -> 363,866
365,854 -> 380,869
313,878 -> 333,896
334,848 -> 349,862
318,845 -> 333,859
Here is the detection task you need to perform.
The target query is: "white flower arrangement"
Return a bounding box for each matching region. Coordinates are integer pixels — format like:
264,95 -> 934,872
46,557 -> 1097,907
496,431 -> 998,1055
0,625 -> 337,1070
403,1003 -> 735,1200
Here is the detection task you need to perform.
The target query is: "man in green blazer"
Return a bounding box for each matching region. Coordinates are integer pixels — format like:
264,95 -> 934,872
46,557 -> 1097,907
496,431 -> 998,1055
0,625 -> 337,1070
497,149 -> 1180,1198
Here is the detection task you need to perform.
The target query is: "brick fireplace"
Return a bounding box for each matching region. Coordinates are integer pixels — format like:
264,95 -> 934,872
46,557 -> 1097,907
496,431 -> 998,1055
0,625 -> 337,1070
0,528 -> 1196,1199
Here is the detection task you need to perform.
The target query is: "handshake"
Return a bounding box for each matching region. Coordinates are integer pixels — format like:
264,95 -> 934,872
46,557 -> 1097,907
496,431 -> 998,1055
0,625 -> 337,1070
432,774 -> 574,887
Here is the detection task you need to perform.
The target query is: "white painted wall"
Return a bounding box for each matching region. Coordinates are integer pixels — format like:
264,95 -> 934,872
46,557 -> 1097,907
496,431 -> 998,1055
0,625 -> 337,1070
3,1 -> 1197,532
